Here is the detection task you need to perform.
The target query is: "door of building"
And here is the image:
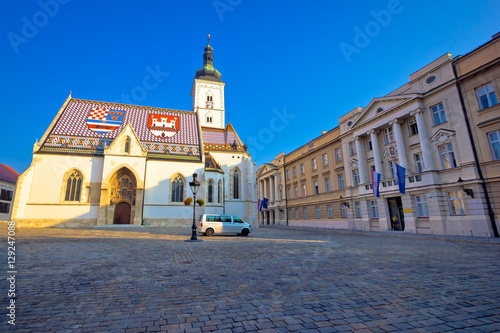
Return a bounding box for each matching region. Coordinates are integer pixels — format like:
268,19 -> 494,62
113,202 -> 131,224
387,197 -> 404,231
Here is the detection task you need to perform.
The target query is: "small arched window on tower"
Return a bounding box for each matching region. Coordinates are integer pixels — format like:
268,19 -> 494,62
64,170 -> 83,202
206,116 -> 213,123
124,136 -> 131,154
207,179 -> 214,203
206,92 -> 214,109
233,169 -> 240,199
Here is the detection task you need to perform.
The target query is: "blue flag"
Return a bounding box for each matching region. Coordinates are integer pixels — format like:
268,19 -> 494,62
262,198 -> 269,209
396,164 -> 406,195
371,170 -> 381,197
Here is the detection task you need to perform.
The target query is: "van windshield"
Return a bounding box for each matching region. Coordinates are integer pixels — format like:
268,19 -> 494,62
233,216 -> 244,223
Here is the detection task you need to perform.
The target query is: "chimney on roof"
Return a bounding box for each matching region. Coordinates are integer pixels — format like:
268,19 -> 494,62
322,131 -> 327,135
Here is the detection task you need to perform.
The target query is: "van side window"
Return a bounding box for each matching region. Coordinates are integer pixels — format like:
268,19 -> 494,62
221,216 -> 232,222
214,216 -> 222,222
207,216 -> 215,222
233,217 -> 243,223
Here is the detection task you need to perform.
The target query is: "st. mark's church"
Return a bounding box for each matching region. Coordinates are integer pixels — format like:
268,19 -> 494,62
12,36 -> 258,228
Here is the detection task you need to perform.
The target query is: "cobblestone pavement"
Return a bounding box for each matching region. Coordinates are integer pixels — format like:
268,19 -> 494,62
1,224 -> 500,332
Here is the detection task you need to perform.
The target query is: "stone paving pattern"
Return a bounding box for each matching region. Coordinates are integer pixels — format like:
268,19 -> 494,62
1,223 -> 500,332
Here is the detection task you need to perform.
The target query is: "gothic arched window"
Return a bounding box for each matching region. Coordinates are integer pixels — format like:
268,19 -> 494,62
233,169 -> 240,200
64,170 -> 83,202
208,179 -> 214,203
171,174 -> 185,203
124,136 -> 131,153
218,180 -> 222,203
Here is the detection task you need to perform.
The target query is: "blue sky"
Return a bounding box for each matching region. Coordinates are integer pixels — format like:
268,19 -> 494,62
1,0 -> 499,174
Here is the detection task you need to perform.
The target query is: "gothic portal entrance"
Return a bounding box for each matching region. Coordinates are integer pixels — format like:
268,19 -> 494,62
110,168 -> 137,225
114,202 -> 131,224
387,197 -> 405,231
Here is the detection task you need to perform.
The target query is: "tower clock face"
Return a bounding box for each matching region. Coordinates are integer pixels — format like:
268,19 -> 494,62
206,101 -> 213,109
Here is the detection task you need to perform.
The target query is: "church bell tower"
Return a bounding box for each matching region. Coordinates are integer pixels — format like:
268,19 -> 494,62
191,34 -> 226,129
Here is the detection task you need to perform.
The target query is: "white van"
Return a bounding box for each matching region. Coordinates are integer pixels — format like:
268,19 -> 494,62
199,214 -> 252,236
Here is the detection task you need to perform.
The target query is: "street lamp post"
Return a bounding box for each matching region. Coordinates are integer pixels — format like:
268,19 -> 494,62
187,172 -> 202,242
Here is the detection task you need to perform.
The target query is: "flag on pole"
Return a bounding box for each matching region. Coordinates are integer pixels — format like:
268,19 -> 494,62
371,170 -> 381,197
258,199 -> 261,211
396,164 -> 406,195
262,198 -> 269,209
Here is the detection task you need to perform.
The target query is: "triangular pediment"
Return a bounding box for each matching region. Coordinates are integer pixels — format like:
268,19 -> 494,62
351,95 -> 418,128
430,129 -> 456,145
105,123 -> 147,157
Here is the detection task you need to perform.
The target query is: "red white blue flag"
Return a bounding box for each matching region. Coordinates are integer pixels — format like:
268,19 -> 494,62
86,106 -> 125,133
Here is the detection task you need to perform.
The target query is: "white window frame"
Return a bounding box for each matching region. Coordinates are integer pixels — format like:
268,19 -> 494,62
439,144 -> 457,169
447,191 -> 465,216
295,208 -> 299,220
352,169 -> 360,187
335,148 -> 342,162
384,127 -> 395,145
355,201 -> 362,218
327,205 -> 333,219
322,153 -> 328,166
476,83 -> 498,110
370,200 -> 379,218
294,186 -> 298,199
312,158 -> 317,170
315,206 -> 320,219
304,207 -> 308,220
287,187 -> 291,199
338,174 -> 344,190
431,103 -> 447,125
341,204 -> 347,219
389,161 -> 397,179
408,117 -> 418,136
349,141 -> 356,156
293,167 -> 297,177
488,131 -> 500,161
324,177 -> 330,193
300,163 -> 305,174
313,181 -> 319,195
287,169 -> 290,179
302,184 -> 306,197
415,195 -> 429,218
414,153 -> 424,174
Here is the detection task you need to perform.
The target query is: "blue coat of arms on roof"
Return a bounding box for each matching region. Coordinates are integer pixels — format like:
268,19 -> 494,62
86,105 -> 126,134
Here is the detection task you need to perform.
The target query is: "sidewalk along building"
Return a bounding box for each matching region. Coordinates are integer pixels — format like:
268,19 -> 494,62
0,164 -> 19,221
12,35 -> 258,228
258,33 -> 500,237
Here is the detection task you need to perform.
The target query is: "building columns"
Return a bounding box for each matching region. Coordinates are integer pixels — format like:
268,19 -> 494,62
391,118 -> 408,169
412,107 -> 435,171
368,129 -> 383,174
355,136 -> 368,184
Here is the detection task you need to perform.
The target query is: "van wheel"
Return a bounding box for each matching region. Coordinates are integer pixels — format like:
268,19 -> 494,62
205,229 -> 214,236
241,229 -> 249,237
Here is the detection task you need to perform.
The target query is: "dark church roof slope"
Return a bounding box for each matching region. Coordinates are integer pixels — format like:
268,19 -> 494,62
39,97 -> 202,160
204,153 -> 224,173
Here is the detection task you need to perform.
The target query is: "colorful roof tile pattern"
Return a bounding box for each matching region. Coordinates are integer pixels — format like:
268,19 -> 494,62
201,123 -> 246,152
41,98 -> 201,159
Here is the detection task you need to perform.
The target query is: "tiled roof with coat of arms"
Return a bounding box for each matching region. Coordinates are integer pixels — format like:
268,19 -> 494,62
39,96 -> 202,160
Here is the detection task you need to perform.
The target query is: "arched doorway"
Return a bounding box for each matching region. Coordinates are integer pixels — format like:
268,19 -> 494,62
114,202 -> 131,224
109,168 -> 137,225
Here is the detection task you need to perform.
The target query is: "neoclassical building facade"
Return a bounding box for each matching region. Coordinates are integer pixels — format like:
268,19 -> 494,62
13,36 -> 258,228
258,33 -> 500,237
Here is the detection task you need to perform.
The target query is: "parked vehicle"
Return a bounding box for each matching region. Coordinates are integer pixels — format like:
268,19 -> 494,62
199,214 -> 252,236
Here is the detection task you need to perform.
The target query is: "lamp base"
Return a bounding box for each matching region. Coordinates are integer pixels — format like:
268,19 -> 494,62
185,239 -> 203,242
